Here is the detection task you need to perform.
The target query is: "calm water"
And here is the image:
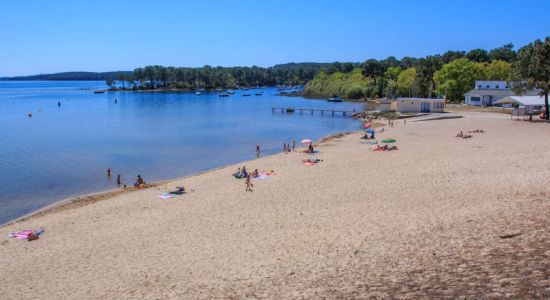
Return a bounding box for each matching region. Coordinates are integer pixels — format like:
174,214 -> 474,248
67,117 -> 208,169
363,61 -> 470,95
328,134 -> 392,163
0,81 -> 363,224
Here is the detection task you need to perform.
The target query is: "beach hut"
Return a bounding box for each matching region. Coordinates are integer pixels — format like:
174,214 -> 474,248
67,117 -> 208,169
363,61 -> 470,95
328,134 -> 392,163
394,98 -> 445,113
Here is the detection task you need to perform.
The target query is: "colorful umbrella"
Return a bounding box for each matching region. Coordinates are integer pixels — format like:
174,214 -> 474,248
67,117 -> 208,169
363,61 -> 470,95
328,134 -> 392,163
301,139 -> 312,144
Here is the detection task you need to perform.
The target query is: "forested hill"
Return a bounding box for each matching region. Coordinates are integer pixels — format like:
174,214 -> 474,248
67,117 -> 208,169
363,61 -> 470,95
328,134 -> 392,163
0,71 -> 132,81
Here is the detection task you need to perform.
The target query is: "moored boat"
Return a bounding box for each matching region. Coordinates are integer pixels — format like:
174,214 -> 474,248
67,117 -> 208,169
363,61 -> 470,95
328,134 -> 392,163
328,95 -> 343,102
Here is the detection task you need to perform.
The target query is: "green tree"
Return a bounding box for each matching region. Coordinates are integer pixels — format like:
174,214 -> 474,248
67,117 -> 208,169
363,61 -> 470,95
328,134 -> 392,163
442,50 -> 466,64
466,49 -> 490,62
484,60 -> 512,81
434,58 -> 483,101
489,43 -> 516,63
384,66 -> 401,98
514,37 -> 550,119
361,59 -> 384,84
416,55 -> 442,98
397,67 -> 417,97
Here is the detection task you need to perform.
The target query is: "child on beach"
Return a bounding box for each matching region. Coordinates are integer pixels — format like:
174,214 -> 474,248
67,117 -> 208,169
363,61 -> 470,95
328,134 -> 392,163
245,174 -> 253,191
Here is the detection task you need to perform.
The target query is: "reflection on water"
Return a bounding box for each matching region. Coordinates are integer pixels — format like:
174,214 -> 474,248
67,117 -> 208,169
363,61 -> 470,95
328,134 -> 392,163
0,81 -> 364,224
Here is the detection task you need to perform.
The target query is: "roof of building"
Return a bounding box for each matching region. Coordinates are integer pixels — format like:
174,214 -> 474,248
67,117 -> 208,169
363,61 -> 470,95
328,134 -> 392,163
464,89 -> 515,97
495,95 -> 547,106
396,97 -> 445,102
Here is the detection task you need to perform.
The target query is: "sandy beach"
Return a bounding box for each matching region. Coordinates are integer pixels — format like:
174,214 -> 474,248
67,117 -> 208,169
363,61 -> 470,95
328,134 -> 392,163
1,111 -> 549,299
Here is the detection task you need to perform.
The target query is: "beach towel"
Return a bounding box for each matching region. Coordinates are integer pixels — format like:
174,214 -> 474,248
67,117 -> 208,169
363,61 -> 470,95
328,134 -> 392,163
302,162 -> 318,166
8,229 -> 45,240
304,150 -> 320,155
158,193 -> 174,199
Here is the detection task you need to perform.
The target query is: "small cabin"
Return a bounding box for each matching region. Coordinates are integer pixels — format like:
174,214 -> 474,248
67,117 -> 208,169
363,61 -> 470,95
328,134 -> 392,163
394,98 -> 445,113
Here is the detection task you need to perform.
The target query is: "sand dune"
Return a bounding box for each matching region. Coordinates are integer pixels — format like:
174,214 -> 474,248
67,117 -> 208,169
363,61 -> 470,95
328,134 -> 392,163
1,112 -> 549,299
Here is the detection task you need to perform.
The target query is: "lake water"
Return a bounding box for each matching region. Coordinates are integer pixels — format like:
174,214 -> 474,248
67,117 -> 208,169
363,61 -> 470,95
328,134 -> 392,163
0,81 -> 363,224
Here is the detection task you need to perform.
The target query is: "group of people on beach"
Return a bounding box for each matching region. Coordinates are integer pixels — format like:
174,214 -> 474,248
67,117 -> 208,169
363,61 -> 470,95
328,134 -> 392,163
455,131 -> 473,139
105,168 -> 146,188
283,141 -> 296,154
233,166 -> 255,191
456,129 -> 486,139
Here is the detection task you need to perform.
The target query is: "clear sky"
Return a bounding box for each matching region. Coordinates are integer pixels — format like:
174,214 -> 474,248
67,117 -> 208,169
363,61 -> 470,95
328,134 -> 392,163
1,0 -> 548,76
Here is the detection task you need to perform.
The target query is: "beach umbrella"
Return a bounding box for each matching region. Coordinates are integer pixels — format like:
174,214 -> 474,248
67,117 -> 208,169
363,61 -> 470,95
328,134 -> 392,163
301,139 -> 312,144
363,123 -> 372,129
381,138 -> 396,143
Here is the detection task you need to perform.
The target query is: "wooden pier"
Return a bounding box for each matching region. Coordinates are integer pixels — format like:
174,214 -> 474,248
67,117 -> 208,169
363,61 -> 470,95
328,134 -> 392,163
272,107 -> 356,117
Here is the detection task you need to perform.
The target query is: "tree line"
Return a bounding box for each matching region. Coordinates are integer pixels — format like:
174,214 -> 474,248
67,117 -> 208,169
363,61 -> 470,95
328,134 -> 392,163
304,44 -> 519,101
117,37 -> 549,118
111,63 -> 335,90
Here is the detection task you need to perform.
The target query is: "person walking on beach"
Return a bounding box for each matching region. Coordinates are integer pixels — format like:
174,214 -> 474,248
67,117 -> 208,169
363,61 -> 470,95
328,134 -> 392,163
256,144 -> 260,158
283,143 -> 287,153
245,174 -> 253,191
292,140 -> 295,151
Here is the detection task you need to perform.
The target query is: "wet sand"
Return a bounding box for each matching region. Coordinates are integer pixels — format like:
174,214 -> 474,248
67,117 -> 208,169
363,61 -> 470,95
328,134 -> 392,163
1,112 -> 549,299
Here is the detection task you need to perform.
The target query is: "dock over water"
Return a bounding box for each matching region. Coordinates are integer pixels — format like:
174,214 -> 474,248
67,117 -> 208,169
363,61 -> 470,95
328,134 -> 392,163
272,107 -> 356,117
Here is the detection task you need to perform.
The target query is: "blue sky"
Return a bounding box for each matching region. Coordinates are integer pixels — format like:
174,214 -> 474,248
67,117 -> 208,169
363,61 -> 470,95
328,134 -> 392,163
0,0 -> 548,76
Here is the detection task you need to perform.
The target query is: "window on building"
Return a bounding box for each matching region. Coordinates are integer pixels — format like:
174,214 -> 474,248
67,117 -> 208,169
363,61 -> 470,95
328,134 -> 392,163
470,97 -> 480,102
486,85 -> 490,88
496,85 -> 499,89
478,85 -> 482,88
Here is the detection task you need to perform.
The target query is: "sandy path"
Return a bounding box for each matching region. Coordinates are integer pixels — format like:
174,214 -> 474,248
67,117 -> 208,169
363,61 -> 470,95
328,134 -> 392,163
1,112 -> 549,299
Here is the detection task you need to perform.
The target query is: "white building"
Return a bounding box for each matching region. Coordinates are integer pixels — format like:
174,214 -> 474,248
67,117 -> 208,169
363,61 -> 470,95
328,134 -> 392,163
395,98 -> 445,113
494,95 -> 547,110
464,80 -> 514,106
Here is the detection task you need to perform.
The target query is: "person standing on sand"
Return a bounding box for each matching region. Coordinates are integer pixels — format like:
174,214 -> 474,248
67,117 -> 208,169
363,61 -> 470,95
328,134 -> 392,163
292,140 -> 295,151
283,143 -> 287,153
256,144 -> 260,158
245,174 -> 253,191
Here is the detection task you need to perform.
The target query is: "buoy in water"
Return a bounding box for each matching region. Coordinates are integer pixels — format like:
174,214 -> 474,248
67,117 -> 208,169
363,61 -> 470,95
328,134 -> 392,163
27,113 -> 32,117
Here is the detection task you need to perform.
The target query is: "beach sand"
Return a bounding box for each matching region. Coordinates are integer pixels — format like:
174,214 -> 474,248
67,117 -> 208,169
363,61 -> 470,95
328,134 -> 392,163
1,112 -> 549,299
